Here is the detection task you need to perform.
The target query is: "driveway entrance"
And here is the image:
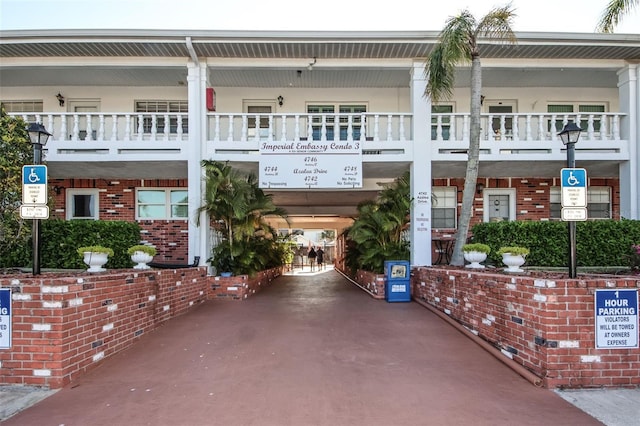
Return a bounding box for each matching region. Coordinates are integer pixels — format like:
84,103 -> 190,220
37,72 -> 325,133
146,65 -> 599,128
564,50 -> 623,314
4,269 -> 600,426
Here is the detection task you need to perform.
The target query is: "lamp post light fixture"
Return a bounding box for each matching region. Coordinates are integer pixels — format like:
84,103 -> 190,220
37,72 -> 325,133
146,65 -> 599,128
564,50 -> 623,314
27,122 -> 52,275
558,122 -> 582,278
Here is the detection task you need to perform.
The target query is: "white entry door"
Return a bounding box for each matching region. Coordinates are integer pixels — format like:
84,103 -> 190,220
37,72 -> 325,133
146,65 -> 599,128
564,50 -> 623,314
483,188 -> 516,222
67,100 -> 100,141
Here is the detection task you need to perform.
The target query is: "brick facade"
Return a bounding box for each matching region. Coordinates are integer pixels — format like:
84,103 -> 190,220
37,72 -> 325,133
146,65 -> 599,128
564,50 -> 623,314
0,267 -> 282,389
1,268 -> 207,388
410,267 -> 640,389
50,178 -> 189,262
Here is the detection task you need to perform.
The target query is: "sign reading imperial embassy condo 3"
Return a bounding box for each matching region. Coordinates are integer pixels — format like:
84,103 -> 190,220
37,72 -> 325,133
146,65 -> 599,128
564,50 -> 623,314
259,140 -> 362,189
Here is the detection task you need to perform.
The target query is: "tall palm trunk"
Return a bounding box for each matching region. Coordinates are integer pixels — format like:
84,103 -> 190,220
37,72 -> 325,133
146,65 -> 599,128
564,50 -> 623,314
451,55 -> 482,265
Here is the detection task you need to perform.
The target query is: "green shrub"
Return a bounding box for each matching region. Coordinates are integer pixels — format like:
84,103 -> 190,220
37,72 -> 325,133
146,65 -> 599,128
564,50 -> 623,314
471,219 -> 640,267
77,246 -> 114,257
462,243 -> 491,254
127,245 -> 157,256
0,219 -> 141,269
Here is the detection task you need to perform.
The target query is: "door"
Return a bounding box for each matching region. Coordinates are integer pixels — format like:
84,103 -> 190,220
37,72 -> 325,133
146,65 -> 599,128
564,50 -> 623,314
483,188 -> 516,222
485,100 -> 516,140
68,100 -> 100,141
245,102 -> 275,140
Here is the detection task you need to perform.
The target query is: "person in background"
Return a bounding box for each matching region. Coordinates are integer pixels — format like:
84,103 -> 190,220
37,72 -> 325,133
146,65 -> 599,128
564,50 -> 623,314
308,247 -> 317,271
316,246 -> 324,270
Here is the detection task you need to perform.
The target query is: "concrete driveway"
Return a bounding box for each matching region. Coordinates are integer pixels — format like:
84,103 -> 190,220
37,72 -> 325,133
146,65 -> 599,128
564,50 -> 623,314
2,268 -> 603,426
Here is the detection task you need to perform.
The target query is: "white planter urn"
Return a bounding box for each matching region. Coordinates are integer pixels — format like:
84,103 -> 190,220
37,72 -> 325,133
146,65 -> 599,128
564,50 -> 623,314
131,251 -> 154,270
501,253 -> 526,273
82,252 -> 109,273
463,251 -> 487,269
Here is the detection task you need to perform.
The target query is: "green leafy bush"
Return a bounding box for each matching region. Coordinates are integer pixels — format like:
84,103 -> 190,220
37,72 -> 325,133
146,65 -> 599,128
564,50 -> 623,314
471,219 -> 640,267
0,219 -> 141,269
462,243 -> 491,254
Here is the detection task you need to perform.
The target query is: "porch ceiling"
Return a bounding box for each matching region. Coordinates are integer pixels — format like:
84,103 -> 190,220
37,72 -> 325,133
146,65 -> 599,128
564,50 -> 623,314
0,66 -> 620,89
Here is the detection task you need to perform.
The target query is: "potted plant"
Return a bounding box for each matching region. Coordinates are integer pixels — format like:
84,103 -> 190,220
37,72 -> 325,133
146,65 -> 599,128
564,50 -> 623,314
462,243 -> 491,269
497,246 -> 530,273
77,245 -> 114,273
127,245 -> 157,270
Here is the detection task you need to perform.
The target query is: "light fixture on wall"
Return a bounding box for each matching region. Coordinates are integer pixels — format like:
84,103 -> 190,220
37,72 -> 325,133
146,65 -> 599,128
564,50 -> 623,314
476,182 -> 485,194
480,95 -> 485,105
277,95 -> 284,106
56,92 -> 65,107
307,57 -> 317,71
53,185 -> 64,195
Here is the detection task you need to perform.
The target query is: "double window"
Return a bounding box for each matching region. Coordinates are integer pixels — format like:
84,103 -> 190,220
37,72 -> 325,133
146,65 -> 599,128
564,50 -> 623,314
307,104 -> 366,141
547,103 -> 606,133
136,189 -> 188,219
549,187 -> 611,219
431,187 -> 457,229
135,100 -> 188,134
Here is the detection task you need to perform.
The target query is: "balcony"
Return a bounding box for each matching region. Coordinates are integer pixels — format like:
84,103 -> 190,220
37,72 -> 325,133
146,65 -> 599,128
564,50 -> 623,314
9,111 -> 628,175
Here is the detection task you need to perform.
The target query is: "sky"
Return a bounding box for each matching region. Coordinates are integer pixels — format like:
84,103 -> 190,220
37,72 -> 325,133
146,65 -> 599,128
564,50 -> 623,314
0,0 -> 639,34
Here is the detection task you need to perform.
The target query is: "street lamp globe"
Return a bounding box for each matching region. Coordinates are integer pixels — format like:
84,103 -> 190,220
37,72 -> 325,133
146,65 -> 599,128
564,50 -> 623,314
27,122 -> 52,147
558,122 -> 582,145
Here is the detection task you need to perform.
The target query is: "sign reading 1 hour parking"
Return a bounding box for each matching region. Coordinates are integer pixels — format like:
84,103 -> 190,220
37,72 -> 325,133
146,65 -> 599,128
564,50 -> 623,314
0,288 -> 11,349
595,289 -> 638,349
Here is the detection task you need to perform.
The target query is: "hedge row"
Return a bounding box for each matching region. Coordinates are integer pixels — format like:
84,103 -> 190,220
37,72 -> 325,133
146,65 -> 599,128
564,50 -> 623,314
469,219 -> 640,267
1,220 -> 141,270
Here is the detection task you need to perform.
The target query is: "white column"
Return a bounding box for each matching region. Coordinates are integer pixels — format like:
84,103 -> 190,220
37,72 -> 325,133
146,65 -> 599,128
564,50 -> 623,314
187,62 -> 209,265
410,61 -> 432,266
617,64 -> 639,220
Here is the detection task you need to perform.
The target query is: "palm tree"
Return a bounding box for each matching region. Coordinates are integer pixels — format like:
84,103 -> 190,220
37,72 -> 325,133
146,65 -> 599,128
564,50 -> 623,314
597,0 -> 638,32
425,5 -> 516,266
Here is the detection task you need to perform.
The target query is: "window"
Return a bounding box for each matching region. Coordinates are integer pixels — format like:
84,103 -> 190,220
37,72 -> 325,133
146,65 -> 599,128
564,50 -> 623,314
247,105 -> 272,140
308,104 -> 367,140
1,100 -> 43,113
549,187 -> 611,220
431,105 -> 453,140
135,100 -> 188,134
66,189 -> 99,220
547,103 -> 606,133
136,189 -> 188,219
432,187 -> 457,229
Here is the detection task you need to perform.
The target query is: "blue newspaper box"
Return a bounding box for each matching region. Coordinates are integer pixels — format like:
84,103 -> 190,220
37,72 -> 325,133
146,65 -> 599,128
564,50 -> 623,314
384,260 -> 411,302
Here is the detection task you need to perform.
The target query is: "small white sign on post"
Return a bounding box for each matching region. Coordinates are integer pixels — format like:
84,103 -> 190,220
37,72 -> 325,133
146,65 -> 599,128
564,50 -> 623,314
0,288 -> 11,349
595,289 -> 638,349
22,165 -> 48,205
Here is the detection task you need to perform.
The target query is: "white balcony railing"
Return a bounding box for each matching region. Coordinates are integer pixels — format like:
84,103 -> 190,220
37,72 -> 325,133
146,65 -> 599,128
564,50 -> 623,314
206,113 -> 410,143
9,112 -> 189,142
9,111 -> 627,161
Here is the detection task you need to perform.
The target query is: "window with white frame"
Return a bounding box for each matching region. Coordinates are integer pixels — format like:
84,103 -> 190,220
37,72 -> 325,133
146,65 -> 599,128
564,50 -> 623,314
549,186 -> 611,219
547,103 -> 606,134
431,187 -> 457,229
431,104 -> 453,140
136,189 -> 188,219
1,100 -> 43,113
307,104 -> 367,141
66,189 -> 100,220
134,100 -> 188,134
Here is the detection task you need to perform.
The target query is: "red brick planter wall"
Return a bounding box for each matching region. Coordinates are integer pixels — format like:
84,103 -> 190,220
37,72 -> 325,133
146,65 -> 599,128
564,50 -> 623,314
411,267 -> 640,389
1,268 -> 207,388
207,267 -> 282,300
352,270 -> 386,300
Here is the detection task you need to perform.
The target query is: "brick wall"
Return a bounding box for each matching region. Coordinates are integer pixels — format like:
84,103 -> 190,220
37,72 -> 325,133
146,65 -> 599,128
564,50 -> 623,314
411,267 -> 640,388
1,268 -> 207,388
207,267 -> 282,300
352,270 -> 386,299
50,178 -> 189,261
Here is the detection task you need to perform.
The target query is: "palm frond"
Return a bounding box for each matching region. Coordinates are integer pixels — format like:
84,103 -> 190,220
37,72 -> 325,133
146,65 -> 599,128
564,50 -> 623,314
597,0 -> 638,33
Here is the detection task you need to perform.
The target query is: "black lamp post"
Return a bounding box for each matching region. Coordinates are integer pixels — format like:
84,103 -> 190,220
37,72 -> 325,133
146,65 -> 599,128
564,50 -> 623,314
27,122 -> 52,275
558,122 -> 582,278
